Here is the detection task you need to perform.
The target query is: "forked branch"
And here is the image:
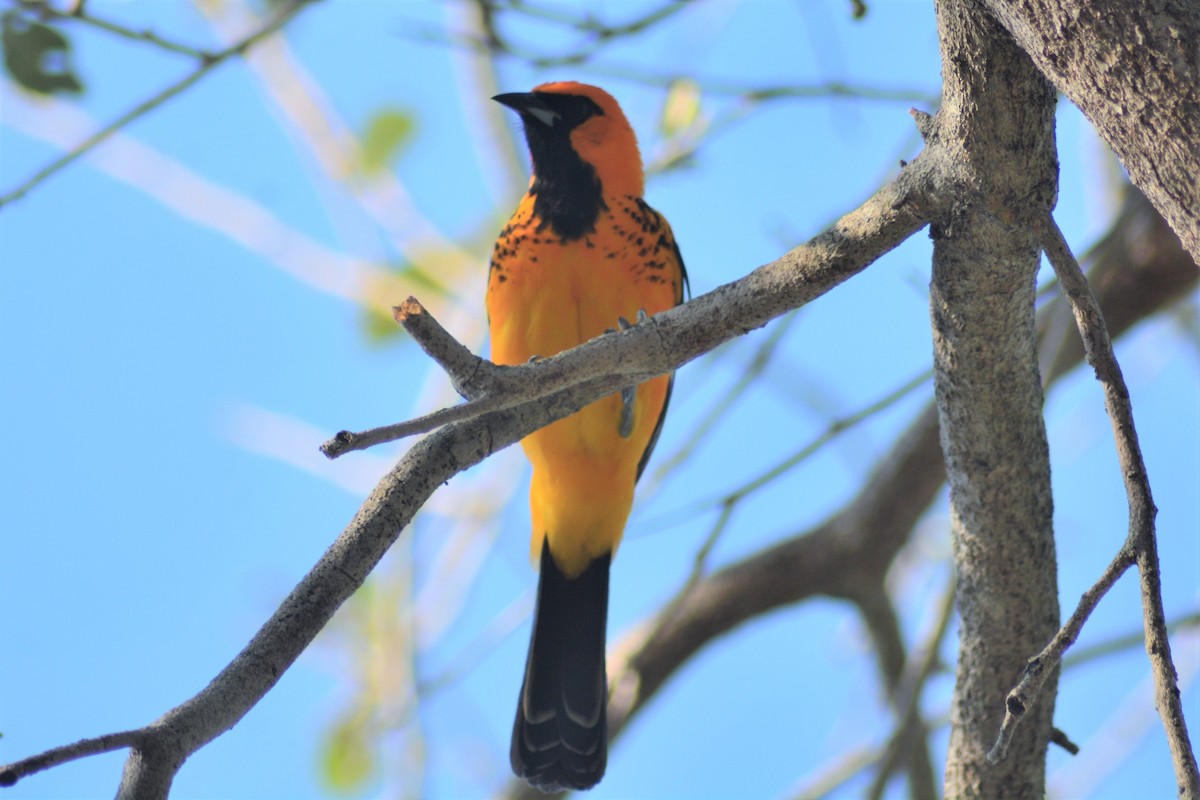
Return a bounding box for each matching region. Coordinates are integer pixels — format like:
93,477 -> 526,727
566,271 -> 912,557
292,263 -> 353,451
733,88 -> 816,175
0,140 -> 939,800
987,214 -> 1199,795
0,2 -> 312,208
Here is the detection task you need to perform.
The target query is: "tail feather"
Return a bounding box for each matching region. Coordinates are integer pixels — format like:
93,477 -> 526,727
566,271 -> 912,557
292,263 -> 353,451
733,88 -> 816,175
511,540 -> 610,792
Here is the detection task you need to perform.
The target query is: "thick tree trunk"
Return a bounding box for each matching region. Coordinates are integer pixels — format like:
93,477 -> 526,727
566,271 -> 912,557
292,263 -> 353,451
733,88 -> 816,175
931,2 -> 1061,797
982,0 -> 1200,264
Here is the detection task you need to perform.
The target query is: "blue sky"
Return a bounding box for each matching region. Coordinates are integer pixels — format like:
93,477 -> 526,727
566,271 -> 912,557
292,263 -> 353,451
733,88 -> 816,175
1,2 -> 1196,798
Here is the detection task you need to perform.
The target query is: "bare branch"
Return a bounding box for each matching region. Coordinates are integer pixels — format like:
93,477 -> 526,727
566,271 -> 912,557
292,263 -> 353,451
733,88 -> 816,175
468,0 -> 688,68
666,369 -> 932,602
1064,610 -> 1200,670
598,66 -> 940,109
0,1 -> 312,208
0,730 -> 143,788
649,312 -> 800,482
622,191 -> 1195,800
1049,727 -> 1080,756
987,545 -> 1133,764
989,214 -> 1200,793
864,575 -> 956,800
981,0 -> 1200,261
322,160 -> 939,458
931,3 -> 1061,795
2,122 -> 939,797
488,179 -> 1196,800
20,0 -> 212,59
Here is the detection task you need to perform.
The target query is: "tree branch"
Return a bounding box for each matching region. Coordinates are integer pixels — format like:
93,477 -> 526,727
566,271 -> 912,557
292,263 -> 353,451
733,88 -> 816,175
0,133 -> 938,797
931,2 -> 1061,795
981,0 -> 1200,263
471,171 -> 1196,800
19,0 -> 212,59
987,543 -> 1134,764
989,213 -> 1200,794
0,730 -> 143,788
863,575 -> 956,800
0,1 -> 312,208
323,161 -> 940,457
493,177 -> 1194,799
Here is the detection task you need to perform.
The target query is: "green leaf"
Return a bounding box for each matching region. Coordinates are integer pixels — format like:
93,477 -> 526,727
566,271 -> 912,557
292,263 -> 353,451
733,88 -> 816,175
659,78 -> 701,138
1,11 -> 83,96
359,260 -> 452,344
362,302 -> 404,343
359,108 -> 415,176
319,714 -> 376,794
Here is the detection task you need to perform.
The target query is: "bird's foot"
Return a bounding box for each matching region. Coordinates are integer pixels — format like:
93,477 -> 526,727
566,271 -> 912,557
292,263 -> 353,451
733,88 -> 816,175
618,385 -> 636,438
613,310 -> 647,438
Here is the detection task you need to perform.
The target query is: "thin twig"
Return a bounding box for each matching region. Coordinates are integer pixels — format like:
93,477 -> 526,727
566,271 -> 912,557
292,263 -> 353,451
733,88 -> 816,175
0,1 -> 311,208
789,744 -> 885,800
795,610 -> 1194,800
655,369 -> 931,533
471,0 -> 687,68
652,370 -> 932,648
865,573 -> 956,800
1050,727 -> 1080,756
320,298 -> 610,458
21,0 -> 212,59
700,371 -> 926,575
1038,213 -> 1199,792
787,713 -> 952,800
390,298 -> 488,397
424,4 -> 935,106
320,296 -> 678,458
597,67 -> 938,105
987,546 -> 1135,764
1064,610 -> 1200,670
987,213 -> 1200,795
712,370 -> 931,507
793,608 -> 1193,800
320,397 -> 496,458
0,729 -> 143,787
649,309 -> 800,482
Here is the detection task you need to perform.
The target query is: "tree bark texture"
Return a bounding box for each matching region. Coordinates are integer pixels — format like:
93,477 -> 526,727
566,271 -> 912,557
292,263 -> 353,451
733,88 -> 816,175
932,2 -> 1061,798
982,0 -> 1200,264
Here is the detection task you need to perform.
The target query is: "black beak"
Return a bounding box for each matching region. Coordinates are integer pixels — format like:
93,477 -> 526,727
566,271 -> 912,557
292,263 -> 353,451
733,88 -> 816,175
492,92 -> 560,127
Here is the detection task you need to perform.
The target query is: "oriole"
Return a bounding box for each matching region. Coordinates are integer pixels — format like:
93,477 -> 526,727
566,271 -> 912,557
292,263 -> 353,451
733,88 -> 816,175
487,82 -> 687,791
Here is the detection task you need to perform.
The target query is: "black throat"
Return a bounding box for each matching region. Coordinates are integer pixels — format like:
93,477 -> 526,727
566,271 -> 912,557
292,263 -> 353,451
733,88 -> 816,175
515,92 -> 608,241
527,138 -> 605,241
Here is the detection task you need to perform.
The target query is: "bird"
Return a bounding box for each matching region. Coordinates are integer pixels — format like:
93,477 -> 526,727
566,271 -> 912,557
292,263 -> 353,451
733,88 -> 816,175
486,81 -> 687,792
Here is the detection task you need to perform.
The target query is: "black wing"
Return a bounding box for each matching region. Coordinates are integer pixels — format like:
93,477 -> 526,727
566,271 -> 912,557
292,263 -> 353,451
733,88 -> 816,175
635,203 -> 688,483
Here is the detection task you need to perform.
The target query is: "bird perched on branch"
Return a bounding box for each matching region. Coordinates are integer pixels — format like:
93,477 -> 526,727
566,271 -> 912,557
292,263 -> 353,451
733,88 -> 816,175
487,82 -> 687,792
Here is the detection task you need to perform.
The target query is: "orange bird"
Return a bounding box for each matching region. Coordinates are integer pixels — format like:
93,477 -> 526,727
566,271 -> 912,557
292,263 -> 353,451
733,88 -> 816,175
487,82 -> 687,791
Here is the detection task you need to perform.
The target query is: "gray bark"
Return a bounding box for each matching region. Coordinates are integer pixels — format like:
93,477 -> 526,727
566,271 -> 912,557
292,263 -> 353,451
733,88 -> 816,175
982,0 -> 1200,263
931,2 -> 1062,797
8,2 -> 1199,796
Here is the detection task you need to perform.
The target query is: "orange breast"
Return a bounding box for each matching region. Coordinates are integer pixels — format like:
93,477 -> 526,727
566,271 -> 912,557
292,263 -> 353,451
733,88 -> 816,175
486,193 -> 683,576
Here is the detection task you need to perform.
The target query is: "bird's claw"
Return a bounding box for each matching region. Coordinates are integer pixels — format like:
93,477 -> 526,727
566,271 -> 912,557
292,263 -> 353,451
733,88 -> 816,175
618,385 -> 635,438
612,309 -> 648,437
616,309 -> 648,331
609,309 -> 649,335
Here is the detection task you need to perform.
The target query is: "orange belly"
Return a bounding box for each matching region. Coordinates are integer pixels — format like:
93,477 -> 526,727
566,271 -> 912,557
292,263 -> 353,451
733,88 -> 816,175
486,196 -> 678,577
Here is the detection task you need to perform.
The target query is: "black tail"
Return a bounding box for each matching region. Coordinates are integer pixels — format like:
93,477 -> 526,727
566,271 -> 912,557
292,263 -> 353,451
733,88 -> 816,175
511,540 -> 611,792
